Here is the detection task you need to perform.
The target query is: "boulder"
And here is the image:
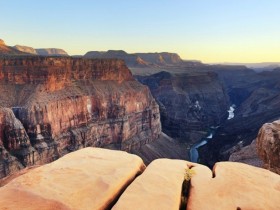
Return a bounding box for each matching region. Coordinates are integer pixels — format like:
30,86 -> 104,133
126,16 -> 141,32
257,120 -> 280,174
0,148 -> 145,210
113,159 -> 188,210
187,162 -> 280,210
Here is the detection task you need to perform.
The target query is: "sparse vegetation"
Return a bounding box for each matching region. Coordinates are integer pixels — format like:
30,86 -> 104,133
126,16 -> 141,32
181,167 -> 196,210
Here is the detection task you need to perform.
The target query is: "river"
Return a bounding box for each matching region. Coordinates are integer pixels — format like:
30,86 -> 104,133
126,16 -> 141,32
189,105 -> 235,163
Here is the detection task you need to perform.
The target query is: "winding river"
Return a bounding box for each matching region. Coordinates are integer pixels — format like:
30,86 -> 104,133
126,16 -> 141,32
189,105 -> 235,163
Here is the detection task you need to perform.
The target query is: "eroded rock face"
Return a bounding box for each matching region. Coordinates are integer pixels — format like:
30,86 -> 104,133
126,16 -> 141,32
0,148 -> 145,210
0,57 -> 161,178
257,120 -> 280,174
136,71 -> 229,143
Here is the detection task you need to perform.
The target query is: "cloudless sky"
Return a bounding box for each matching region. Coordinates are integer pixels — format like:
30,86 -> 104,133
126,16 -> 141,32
1,0 -> 279,63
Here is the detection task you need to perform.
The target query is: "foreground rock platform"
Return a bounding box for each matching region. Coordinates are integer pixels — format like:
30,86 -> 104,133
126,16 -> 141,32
0,148 -> 145,210
0,148 -> 280,210
188,162 -> 280,210
113,159 -> 187,210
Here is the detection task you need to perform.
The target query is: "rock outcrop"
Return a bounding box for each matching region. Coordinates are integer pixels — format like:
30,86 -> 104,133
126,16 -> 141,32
0,148 -> 145,210
1,149 -> 280,210
257,120 -> 280,174
0,56 -> 161,178
188,162 -> 280,210
113,159 -> 186,210
136,71 -> 229,143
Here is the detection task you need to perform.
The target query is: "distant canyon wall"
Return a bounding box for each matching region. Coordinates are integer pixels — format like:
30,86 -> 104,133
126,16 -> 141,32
0,57 -> 161,178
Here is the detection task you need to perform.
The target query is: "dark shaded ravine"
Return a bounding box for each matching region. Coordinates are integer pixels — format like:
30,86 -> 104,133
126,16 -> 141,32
190,105 -> 235,162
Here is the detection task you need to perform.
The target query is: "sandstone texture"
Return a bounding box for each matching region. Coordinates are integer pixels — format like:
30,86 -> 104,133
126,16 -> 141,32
0,148 -> 145,210
188,162 -> 280,210
0,56 -> 161,178
257,120 -> 280,174
1,149 -> 280,209
113,159 -> 187,210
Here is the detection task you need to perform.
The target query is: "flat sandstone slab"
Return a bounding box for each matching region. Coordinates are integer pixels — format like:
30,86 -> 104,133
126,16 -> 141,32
187,162 -> 280,210
0,148 -> 145,210
113,159 -> 189,210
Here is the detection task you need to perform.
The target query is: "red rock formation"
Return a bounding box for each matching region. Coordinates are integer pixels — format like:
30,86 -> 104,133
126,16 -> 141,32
0,56 -> 161,178
257,120 -> 280,174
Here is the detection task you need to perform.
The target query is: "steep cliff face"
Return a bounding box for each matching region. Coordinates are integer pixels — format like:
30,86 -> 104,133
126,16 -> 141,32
257,120 -> 280,174
0,57 -> 161,178
136,71 -> 229,143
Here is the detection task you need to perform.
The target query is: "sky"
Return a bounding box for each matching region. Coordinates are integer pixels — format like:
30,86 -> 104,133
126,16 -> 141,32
0,0 -> 279,63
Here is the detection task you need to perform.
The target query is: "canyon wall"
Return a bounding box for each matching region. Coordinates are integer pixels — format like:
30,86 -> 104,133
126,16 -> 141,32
0,56 -> 161,178
136,71 -> 229,143
199,67 -> 280,166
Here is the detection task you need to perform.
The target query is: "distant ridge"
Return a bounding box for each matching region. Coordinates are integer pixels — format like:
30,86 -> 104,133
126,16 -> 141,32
84,50 -> 184,67
13,44 -> 69,56
0,39 -> 30,56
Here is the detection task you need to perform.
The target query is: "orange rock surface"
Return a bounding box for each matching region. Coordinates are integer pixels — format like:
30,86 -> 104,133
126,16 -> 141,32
113,159 -> 188,210
0,148 -> 145,210
187,162 -> 280,210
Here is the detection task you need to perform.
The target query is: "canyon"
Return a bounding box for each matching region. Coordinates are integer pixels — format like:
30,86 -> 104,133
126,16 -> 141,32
1,38 -> 280,179
0,55 -> 161,178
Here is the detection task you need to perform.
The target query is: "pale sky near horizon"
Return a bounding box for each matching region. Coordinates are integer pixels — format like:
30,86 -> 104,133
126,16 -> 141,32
1,0 -> 279,63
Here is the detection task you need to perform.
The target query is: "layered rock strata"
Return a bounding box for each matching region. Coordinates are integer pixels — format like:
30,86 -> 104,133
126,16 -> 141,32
257,120 -> 280,174
0,56 -> 161,178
